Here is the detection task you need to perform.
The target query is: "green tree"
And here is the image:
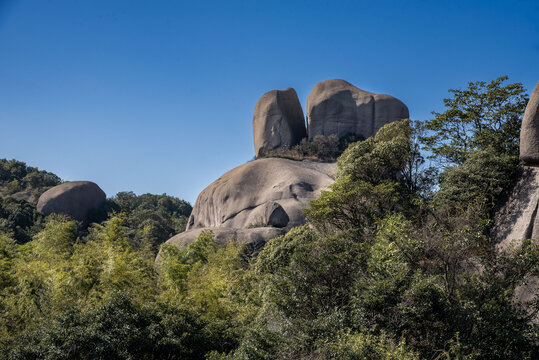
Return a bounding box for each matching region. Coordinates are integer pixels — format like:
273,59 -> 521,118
421,76 -> 528,165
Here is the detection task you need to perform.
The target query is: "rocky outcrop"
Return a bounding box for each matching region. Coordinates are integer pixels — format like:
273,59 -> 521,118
493,86 -> 539,316
187,158 -> 336,232
253,88 -> 307,157
162,79 -> 406,254
492,167 -> 539,251
520,81 -> 539,166
306,79 -> 409,140
37,181 -> 106,224
492,167 -> 539,308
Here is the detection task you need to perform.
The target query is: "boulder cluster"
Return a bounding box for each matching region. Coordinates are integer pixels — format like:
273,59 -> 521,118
162,79 -> 409,251
253,79 -> 409,157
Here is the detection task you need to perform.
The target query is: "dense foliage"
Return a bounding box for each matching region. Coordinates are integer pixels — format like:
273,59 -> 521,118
258,133 -> 363,161
421,76 -> 528,165
0,159 -> 61,243
103,192 -> 192,252
1,77 -> 537,359
0,158 -> 61,199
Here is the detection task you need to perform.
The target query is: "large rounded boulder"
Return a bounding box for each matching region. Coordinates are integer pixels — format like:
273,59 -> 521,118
187,158 -> 336,232
520,81 -> 539,166
253,88 -> 307,157
306,79 -> 409,140
37,181 -> 106,224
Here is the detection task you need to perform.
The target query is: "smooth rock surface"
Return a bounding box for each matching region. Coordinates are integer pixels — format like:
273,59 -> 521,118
37,181 -> 106,223
253,88 -> 307,157
520,81 -> 539,166
186,158 -> 337,231
306,79 -> 409,140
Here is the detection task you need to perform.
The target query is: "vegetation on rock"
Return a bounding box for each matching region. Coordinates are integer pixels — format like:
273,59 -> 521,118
258,133 -> 363,161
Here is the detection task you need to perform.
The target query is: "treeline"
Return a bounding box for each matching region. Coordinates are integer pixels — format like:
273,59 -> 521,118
0,157 -> 192,249
0,76 -> 538,359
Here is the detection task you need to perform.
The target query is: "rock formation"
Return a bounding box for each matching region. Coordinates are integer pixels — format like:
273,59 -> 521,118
492,85 -> 539,313
159,158 -> 335,252
306,79 -> 409,140
253,88 -> 307,157
161,79 -> 408,254
520,81 -> 539,166
37,181 -> 106,224
187,158 -> 336,231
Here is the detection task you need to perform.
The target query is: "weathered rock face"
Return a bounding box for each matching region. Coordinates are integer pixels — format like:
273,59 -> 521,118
492,167 -> 539,251
253,88 -> 307,157
37,181 -> 106,223
306,79 -> 409,140
520,81 -> 539,166
492,167 -> 539,308
187,158 -> 336,232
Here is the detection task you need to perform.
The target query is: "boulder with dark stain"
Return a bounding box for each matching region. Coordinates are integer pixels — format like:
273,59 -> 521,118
306,79 -> 409,140
37,181 -> 106,224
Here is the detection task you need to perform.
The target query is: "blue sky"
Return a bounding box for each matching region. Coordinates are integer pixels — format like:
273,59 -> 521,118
1,0 -> 538,204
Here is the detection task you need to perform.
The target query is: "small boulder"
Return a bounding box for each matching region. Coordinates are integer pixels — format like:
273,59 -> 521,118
520,81 -> 539,166
253,88 -> 307,157
306,79 -> 409,140
37,181 -> 106,224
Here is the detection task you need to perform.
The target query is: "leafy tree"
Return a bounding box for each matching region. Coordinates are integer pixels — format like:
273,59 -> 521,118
0,198 -> 44,243
101,192 -> 192,252
305,119 -> 420,235
421,76 -> 528,165
6,292 -> 225,360
434,148 -> 518,212
0,158 -> 61,197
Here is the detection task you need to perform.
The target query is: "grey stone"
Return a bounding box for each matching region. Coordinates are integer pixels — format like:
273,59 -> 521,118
306,79 -> 409,140
491,167 -> 539,251
186,158 -> 336,231
491,166 -> 539,318
156,227 -> 286,264
253,88 -> 307,157
246,201 -> 289,228
520,81 -> 539,166
36,181 -> 106,224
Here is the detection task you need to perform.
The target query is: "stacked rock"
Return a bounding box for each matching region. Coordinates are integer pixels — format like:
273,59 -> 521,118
306,79 -> 409,140
253,88 -> 306,157
160,79 -> 410,254
253,79 -> 409,157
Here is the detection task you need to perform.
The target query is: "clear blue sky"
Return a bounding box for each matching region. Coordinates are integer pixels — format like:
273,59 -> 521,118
1,0 -> 538,204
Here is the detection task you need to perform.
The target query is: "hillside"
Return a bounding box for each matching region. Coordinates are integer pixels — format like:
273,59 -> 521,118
0,77 -> 538,359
